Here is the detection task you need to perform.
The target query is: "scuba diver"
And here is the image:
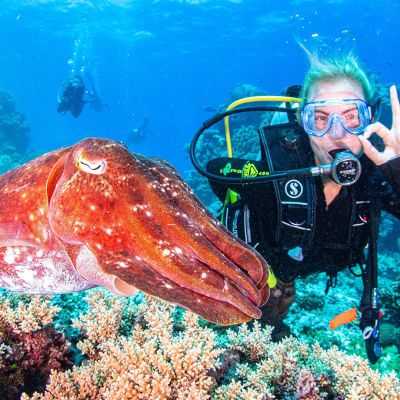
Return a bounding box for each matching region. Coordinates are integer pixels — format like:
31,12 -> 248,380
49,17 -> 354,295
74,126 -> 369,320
57,75 -> 85,118
57,72 -> 108,118
126,118 -> 151,146
190,50 -> 400,364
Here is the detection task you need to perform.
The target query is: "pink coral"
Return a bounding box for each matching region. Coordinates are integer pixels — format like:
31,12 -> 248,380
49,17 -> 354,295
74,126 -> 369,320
0,294 -> 71,399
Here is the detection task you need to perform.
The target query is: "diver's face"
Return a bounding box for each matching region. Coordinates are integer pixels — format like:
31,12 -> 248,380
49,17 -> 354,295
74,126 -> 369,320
306,80 -> 365,165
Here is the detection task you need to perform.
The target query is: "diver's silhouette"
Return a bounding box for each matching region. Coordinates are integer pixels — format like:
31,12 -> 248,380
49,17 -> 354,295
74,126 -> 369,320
57,73 -> 108,118
127,118 -> 151,145
57,75 -> 85,118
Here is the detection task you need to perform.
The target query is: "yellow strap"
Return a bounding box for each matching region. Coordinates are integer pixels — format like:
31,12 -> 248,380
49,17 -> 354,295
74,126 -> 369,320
224,95 -> 302,157
267,267 -> 277,288
229,189 -> 239,204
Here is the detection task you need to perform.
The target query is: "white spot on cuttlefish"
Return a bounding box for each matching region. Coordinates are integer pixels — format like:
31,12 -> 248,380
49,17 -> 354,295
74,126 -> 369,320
17,269 -> 37,283
4,248 -> 16,264
43,259 -> 56,272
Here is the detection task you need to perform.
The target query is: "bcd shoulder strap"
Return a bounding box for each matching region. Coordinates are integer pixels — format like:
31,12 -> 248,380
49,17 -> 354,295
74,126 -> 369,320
259,122 -> 316,252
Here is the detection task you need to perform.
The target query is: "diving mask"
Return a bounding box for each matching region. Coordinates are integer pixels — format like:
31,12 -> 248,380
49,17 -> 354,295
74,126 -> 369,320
301,98 -> 371,137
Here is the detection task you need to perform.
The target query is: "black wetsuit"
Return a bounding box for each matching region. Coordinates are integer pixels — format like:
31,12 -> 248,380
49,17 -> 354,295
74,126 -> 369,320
57,76 -> 85,118
208,148 -> 400,284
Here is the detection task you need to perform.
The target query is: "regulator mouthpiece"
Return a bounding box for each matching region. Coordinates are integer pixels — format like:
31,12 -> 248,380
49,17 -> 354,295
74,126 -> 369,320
330,150 -> 362,185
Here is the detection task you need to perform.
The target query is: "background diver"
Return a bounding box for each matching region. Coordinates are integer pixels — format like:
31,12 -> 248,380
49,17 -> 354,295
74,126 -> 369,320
57,73 -> 108,118
193,49 -> 400,363
126,118 -> 152,146
57,74 -> 85,118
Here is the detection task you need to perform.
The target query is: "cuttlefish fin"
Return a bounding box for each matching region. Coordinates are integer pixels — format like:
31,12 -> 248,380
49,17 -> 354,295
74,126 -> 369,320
65,244 -> 139,297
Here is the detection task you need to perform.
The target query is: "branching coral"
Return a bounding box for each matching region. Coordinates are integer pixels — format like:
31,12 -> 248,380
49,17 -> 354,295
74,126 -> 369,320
0,294 -> 71,399
22,292 -> 400,400
214,322 -> 400,399
25,291 -> 223,400
0,294 -> 60,334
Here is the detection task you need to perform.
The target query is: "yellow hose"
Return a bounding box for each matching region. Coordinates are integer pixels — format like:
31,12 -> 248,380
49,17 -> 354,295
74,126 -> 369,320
224,95 -> 301,157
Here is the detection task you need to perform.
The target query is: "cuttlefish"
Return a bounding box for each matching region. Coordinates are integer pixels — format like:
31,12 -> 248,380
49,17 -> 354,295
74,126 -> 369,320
0,138 -> 269,325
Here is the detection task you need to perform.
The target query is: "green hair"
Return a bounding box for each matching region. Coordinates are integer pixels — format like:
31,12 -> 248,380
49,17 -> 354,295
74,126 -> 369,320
300,45 -> 375,106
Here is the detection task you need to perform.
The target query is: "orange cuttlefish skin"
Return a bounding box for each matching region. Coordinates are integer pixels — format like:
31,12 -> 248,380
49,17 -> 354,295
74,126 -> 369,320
0,138 -> 269,325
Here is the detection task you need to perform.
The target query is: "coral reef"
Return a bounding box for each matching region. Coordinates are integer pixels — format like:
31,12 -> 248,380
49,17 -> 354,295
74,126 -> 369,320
24,291 -> 223,400
0,293 -> 72,399
0,90 -> 31,173
20,291 -> 400,400
380,279 -> 400,322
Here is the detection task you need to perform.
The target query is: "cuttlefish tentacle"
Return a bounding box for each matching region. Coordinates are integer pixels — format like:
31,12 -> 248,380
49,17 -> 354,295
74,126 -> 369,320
134,155 -> 269,290
99,152 -> 265,306
115,193 -> 263,306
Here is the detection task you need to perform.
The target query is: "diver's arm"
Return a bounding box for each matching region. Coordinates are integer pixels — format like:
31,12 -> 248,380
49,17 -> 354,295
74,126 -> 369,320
379,157 -> 400,189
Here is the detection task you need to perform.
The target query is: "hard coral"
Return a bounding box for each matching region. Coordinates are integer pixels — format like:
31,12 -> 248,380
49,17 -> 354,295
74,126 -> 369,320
214,323 -> 400,400
0,294 -> 72,399
26,291 -> 223,400
23,292 -> 400,400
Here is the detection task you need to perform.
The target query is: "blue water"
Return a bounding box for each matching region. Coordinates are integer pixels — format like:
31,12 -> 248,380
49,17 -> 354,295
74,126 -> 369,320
0,0 -> 399,173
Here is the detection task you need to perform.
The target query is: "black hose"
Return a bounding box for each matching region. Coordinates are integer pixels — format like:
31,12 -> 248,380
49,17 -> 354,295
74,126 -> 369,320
190,106 -> 297,183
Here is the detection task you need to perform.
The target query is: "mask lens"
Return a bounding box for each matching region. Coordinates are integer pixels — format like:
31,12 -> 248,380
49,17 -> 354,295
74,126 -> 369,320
342,107 -> 361,129
302,99 -> 370,136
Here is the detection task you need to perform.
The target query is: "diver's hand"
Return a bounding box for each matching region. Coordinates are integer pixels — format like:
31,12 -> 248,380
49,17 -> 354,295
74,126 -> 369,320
359,85 -> 400,166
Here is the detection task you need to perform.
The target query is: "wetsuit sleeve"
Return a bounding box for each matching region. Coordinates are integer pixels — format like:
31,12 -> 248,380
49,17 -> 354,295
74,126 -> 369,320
378,157 -> 400,218
379,157 -> 400,190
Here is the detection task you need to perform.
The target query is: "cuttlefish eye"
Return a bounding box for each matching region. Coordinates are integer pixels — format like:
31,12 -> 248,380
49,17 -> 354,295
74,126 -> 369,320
76,151 -> 107,175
